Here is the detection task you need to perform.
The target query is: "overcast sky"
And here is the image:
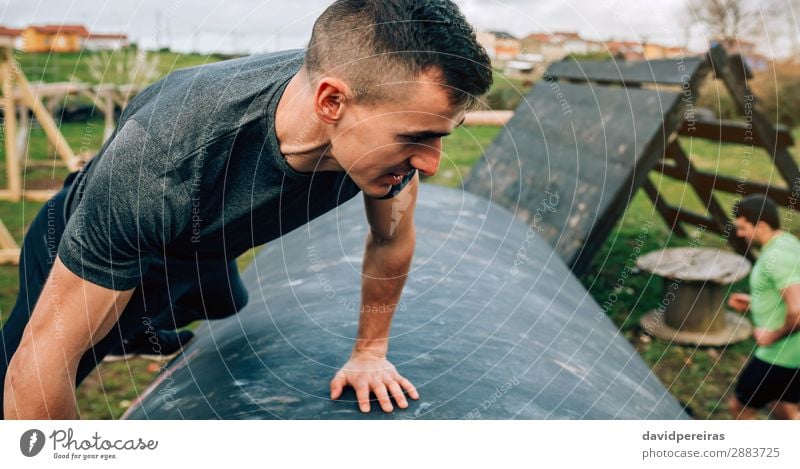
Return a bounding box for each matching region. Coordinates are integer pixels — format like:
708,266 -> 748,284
0,0 -> 794,56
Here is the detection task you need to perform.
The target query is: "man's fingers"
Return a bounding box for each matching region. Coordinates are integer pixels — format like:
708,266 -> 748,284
398,376 -> 419,400
387,381 -> 408,408
373,383 -> 394,413
355,385 -> 371,413
330,373 -> 346,400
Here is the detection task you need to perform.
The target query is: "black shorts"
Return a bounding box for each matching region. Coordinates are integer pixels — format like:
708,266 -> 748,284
734,356 -> 800,408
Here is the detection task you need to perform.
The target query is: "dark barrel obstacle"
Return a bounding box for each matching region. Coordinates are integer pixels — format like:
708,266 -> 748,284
123,185 -> 687,419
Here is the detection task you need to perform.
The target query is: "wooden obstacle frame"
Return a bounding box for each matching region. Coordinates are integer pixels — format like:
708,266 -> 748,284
0,43 -> 138,264
466,45 -> 797,275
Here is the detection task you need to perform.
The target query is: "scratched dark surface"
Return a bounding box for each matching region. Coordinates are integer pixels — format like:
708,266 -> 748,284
465,79 -> 682,272
124,185 -> 687,420
545,56 -> 703,86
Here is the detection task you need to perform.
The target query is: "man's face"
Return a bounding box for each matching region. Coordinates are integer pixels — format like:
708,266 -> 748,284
734,217 -> 758,246
326,70 -> 466,198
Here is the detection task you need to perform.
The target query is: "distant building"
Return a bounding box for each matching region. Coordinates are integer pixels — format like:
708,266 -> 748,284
522,32 -> 600,62
0,26 -> 24,49
642,43 -> 686,59
605,41 -> 645,61
477,30 -> 521,63
22,24 -> 90,52
476,30 -> 497,59
20,24 -> 128,53
522,33 -> 563,62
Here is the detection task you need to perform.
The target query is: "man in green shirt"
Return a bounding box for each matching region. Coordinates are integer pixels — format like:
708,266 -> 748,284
728,195 -> 800,420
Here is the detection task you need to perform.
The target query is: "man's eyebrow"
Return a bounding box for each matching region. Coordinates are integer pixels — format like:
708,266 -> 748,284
398,130 -> 452,139
399,117 -> 467,140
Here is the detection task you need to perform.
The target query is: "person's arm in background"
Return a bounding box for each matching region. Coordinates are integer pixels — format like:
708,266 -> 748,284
753,284 -> 800,346
728,293 -> 751,314
4,256 -> 134,419
330,173 -> 420,413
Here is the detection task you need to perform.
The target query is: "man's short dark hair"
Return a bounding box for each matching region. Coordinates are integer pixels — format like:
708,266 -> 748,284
305,0 -> 493,109
733,194 -> 781,229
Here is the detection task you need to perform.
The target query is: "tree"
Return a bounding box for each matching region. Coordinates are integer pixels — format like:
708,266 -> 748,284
688,0 -> 785,42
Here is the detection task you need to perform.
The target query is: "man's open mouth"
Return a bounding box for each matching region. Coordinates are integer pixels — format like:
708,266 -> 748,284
383,172 -> 409,185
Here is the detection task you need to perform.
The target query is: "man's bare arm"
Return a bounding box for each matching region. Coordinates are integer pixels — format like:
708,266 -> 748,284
330,173 -> 420,413
4,255 -> 134,419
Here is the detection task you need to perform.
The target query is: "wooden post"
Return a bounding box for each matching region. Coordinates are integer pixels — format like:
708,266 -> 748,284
1,48 -> 22,201
16,101 -> 28,165
102,91 -> 115,142
713,52 -> 800,189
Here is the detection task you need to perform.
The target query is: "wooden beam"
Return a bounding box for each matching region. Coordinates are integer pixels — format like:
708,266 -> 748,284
102,90 -> 115,142
657,161 -> 796,207
24,159 -> 68,169
0,248 -> 21,265
667,207 -> 721,235
679,118 -> 794,147
16,103 -> 29,164
0,189 -> 57,202
1,49 -> 22,201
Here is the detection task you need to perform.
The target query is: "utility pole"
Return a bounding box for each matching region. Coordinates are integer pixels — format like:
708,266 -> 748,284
155,10 -> 162,49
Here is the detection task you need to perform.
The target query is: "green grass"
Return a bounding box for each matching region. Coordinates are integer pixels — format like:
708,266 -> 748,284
427,125 -> 502,187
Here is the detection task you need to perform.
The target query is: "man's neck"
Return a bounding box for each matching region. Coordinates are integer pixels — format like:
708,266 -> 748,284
274,69 -> 341,173
759,229 -> 783,247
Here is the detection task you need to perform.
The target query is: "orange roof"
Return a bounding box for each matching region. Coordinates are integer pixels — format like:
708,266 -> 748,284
0,26 -> 23,36
29,24 -> 90,37
524,31 -> 585,43
524,33 -> 552,41
551,32 -> 582,40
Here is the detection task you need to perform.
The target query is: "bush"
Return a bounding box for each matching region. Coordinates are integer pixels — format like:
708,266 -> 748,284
752,60 -> 800,128
696,60 -> 800,128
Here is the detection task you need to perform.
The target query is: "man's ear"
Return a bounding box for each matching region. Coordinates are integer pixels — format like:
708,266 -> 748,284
314,77 -> 351,124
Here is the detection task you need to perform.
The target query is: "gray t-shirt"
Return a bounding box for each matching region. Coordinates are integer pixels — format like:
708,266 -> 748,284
59,49 -> 414,291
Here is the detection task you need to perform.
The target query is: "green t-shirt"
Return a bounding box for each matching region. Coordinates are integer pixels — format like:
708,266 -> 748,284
749,232 -> 800,367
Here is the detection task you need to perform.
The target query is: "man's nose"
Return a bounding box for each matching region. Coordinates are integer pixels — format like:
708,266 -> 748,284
410,139 -> 442,177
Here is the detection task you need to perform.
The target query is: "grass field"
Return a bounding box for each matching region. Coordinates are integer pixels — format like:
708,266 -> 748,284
17,50 -> 227,86
1,51 -> 799,419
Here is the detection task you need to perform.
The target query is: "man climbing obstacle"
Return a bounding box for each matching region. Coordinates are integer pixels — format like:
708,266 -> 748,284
1,0 -> 492,419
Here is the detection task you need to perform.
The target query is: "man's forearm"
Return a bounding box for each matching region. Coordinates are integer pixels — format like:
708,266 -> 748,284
773,312 -> 800,342
353,231 -> 414,355
5,346 -> 79,419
